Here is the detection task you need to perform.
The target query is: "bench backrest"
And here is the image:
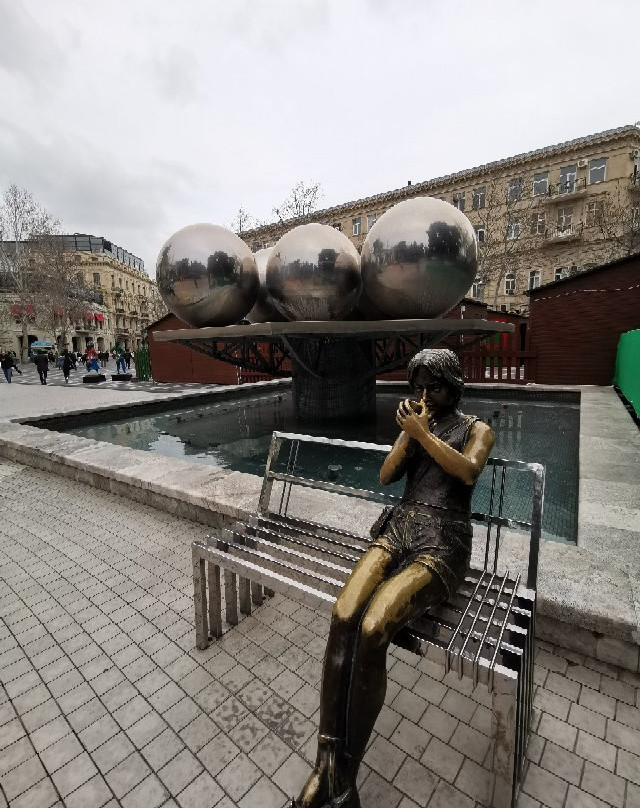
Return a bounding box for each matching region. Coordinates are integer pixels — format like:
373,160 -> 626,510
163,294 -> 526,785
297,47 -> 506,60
258,431 -> 545,590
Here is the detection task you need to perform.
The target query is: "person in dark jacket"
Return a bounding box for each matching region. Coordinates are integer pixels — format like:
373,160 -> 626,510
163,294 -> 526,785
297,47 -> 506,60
35,352 -> 49,384
1,353 -> 16,383
61,349 -> 73,384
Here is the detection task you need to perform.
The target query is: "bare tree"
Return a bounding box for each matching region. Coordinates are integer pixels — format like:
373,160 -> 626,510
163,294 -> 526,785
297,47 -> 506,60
590,179 -> 640,262
229,206 -> 256,235
0,184 -> 59,361
473,174 -> 541,309
273,180 -> 323,223
34,233 -> 95,350
147,284 -> 167,322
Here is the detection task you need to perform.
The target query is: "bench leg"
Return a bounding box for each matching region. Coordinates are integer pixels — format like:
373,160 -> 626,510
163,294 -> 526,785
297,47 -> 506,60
208,563 -> 223,639
224,569 -> 239,625
251,582 -> 264,606
239,577 -> 252,616
192,549 -> 209,650
490,669 -> 519,808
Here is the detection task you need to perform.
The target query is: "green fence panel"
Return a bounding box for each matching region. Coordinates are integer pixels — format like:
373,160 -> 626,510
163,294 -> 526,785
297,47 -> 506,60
135,346 -> 152,381
614,330 -> 640,416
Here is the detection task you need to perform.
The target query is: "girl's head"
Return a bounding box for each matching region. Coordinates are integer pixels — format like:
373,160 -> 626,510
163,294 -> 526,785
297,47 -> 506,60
407,348 -> 464,412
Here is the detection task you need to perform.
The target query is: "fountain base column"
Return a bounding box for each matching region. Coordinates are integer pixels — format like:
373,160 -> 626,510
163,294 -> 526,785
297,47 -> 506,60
289,338 -> 376,421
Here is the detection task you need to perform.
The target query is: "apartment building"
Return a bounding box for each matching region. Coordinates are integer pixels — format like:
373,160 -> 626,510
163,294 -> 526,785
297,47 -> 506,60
240,125 -> 640,313
0,234 -> 166,356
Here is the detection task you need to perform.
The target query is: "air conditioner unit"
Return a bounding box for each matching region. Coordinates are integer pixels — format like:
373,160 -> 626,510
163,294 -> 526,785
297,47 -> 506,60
577,159 -> 588,168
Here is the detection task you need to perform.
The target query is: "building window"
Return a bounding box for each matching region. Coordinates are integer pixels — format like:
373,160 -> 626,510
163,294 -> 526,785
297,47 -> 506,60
500,304 -> 508,312
472,187 -> 486,209
559,165 -> 577,194
585,200 -> 603,227
557,206 -> 574,232
471,276 -> 483,298
530,212 -> 546,235
507,178 -> 523,202
529,270 -> 540,290
506,219 -> 522,240
453,191 -> 465,211
504,273 -> 516,295
93,272 -> 101,286
367,214 -> 377,231
532,172 -> 549,196
555,266 -> 569,281
474,226 -> 486,244
352,217 -> 361,236
588,158 -> 607,184
111,274 -> 115,288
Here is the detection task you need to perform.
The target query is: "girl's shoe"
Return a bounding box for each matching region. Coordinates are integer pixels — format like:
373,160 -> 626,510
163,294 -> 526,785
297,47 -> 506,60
293,735 -> 355,808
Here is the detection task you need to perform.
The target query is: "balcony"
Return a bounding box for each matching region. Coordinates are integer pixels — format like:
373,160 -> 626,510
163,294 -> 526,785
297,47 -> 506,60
544,222 -> 583,243
542,177 -> 587,203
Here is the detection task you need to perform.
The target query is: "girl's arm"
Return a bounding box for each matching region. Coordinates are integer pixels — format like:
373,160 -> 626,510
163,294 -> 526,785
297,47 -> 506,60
379,429 -> 417,485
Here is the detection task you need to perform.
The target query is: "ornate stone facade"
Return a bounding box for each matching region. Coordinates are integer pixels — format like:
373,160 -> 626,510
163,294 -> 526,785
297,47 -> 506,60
0,234 -> 166,356
240,125 -> 640,313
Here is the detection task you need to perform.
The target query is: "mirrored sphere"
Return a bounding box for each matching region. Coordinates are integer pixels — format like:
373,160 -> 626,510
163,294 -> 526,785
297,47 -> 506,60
246,247 -> 286,323
266,223 -> 362,321
156,224 -> 259,327
361,197 -> 478,319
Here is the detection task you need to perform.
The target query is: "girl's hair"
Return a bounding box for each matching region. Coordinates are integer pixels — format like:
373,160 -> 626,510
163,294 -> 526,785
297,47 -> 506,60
407,348 -> 464,406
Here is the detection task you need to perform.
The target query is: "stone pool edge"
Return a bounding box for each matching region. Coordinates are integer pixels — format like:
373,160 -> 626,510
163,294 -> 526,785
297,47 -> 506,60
0,381 -> 638,673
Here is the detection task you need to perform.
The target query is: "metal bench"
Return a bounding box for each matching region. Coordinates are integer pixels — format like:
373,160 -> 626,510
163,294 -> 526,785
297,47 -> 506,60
192,431 -> 545,808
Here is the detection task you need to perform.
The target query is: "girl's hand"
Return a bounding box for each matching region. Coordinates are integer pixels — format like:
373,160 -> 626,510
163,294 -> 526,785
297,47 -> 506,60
396,398 -> 431,440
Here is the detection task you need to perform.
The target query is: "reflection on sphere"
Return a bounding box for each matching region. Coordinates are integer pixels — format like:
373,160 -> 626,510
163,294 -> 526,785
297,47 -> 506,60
361,197 -> 478,319
246,247 -> 286,323
156,224 -> 258,327
266,223 -> 362,321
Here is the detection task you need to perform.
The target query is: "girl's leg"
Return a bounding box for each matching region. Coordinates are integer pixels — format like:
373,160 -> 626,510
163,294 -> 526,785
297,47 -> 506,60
296,547 -> 394,808
346,564 -> 447,773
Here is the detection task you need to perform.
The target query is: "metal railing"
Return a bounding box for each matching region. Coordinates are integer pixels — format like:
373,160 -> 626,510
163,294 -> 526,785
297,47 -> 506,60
548,177 -> 587,196
544,222 -> 583,240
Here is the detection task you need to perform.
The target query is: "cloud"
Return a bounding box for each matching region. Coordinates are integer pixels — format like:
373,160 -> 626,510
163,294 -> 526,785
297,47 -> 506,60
0,116 -> 200,272
0,0 -> 68,87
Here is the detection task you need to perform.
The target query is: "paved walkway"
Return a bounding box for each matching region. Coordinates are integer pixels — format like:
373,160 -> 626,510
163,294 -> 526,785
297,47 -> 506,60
0,364 -> 221,424
1,458 -> 639,808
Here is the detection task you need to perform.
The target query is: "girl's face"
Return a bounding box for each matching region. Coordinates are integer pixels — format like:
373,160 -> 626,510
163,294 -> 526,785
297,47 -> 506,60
412,367 -> 456,416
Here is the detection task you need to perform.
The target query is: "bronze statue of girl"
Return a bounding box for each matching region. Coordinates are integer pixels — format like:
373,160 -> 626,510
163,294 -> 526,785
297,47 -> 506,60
293,348 -> 495,808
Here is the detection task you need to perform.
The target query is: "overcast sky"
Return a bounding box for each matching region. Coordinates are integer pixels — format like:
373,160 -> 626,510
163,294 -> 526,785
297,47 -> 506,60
1,0 -> 638,276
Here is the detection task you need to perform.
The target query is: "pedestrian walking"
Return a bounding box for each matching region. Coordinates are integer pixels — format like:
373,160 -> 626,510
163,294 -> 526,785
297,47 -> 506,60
1,352 -> 15,383
61,349 -> 73,384
34,352 -> 49,385
124,348 -> 132,370
115,344 -> 127,374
